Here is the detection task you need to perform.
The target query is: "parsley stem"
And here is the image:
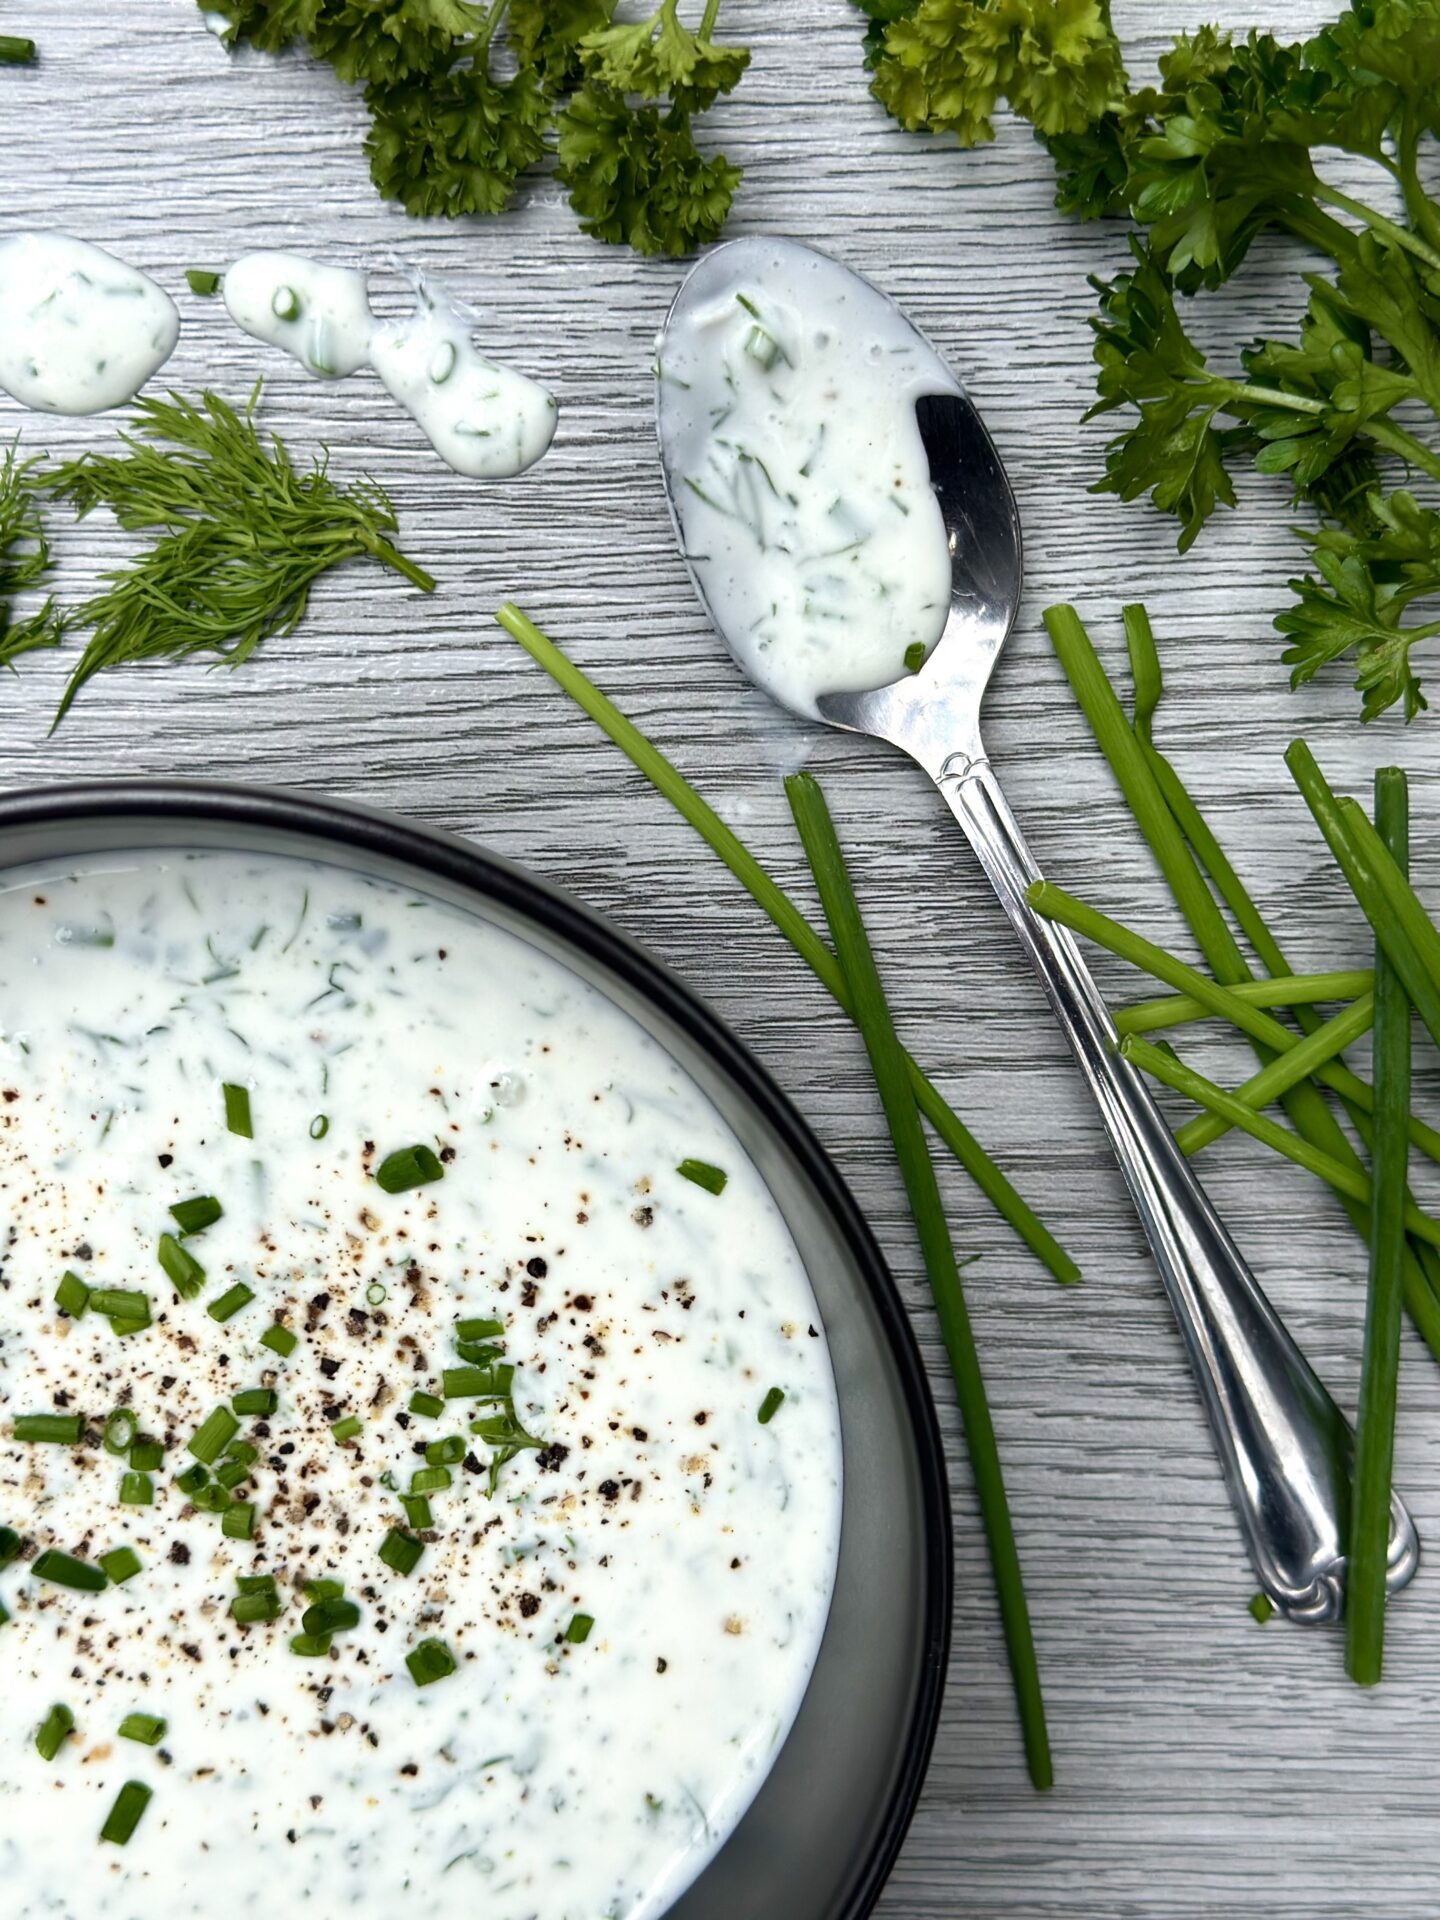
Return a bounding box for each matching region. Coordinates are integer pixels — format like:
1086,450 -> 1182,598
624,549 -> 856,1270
785,770 -> 1052,1792
1347,771 -> 1411,1688
699,0 -> 722,36
1174,993 -> 1376,1157
494,601 -> 1079,1285
1114,971 -> 1373,1036
1122,1036 -> 1440,1250
1312,182 -> 1440,277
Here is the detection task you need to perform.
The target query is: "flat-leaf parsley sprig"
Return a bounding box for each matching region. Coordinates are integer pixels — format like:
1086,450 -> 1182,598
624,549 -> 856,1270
44,386 -> 434,728
204,0 -> 751,254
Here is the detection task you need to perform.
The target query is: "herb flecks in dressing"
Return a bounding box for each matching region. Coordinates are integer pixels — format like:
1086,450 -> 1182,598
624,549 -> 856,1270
220,251 -> 558,480
658,237 -> 957,720
0,233 -> 180,417
0,849 -> 840,1920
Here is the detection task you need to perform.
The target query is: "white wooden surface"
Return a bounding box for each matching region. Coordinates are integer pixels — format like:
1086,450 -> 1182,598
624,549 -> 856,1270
5,3 -> 1440,1913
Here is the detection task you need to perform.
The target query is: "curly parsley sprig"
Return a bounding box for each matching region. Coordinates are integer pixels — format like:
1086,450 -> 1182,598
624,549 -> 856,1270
203,0 -> 750,254
856,0 -> 1440,724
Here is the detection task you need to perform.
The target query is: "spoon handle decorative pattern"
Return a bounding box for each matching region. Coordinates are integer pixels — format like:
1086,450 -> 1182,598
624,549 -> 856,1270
940,750 -> 1419,1623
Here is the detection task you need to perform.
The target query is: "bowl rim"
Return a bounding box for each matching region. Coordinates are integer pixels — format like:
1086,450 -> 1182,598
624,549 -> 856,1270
0,774 -> 953,1920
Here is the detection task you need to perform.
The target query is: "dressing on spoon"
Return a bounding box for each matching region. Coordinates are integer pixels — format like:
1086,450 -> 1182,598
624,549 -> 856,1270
656,237 -> 958,720
0,232 -> 180,416
219,251 -> 557,480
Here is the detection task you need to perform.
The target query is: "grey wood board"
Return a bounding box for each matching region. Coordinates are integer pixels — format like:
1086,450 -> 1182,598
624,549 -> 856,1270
4,2 -> 1439,1914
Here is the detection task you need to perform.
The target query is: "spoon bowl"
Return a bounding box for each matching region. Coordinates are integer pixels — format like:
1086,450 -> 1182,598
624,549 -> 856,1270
656,235 -> 1418,1623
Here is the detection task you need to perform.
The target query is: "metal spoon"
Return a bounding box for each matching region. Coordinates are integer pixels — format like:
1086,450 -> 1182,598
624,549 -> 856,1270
656,235 -> 1418,1623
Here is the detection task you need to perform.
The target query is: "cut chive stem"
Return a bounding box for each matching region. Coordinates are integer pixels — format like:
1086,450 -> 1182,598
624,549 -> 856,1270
758,1385 -> 785,1424
406,1636 -> 456,1686
100,1780 -> 152,1846
1174,994 -> 1377,1157
1028,879 -> 1440,1167
493,602 -> 1078,1287
31,1550 -> 106,1592
1286,743 -> 1440,1059
1113,972 -> 1374,1036
158,1231 -> 205,1299
169,1194 -> 222,1236
118,1711 -> 166,1746
374,1144 -> 444,1193
14,1413 -> 83,1445
785,770 -> 1051,1791
1121,1037 -> 1440,1250
1048,602 -> 1440,1339
1346,770 -> 1412,1689
676,1158 -> 727,1194
35,1703 -> 74,1761
222,1082 -> 253,1137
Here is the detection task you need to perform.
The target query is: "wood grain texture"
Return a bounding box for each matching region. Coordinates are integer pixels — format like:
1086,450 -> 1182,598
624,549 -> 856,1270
5,2 -> 1440,1913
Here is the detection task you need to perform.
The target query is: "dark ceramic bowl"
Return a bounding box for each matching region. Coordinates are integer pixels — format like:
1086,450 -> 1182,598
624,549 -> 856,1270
0,778 -> 951,1920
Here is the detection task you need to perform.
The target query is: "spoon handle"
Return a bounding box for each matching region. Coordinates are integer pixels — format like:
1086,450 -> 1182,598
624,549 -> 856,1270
938,750 -> 1418,1623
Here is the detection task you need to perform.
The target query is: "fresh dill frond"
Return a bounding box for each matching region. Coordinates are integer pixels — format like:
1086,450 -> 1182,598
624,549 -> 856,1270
45,386 -> 435,728
0,440 -> 63,676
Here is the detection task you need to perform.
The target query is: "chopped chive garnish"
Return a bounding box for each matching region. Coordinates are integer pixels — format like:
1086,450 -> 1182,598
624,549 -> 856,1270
563,1613 -> 594,1644
118,1471 -> 154,1506
757,1386 -> 785,1424
129,1437 -> 163,1471
103,1409 -> 138,1456
207,1282 -> 255,1324
309,1113 -> 329,1139
192,1484 -> 232,1513
223,1438 -> 259,1464
186,267 -> 223,295
14,1413 -> 83,1445
408,1390 -> 444,1418
676,1158 -> 727,1195
175,1463 -> 209,1496
100,1780 -> 152,1846
230,1586 -> 283,1625
425,1435 -> 465,1467
409,1465 -> 452,1494
0,1525 -> 22,1567
379,1529 -> 425,1577
903,641 -> 927,672
305,1578 -> 344,1602
374,1144 -> 445,1193
99,1546 -> 142,1585
0,1599 -> 9,1626
109,1314 -> 151,1339
118,1711 -> 166,1746
231,1387 -> 277,1417
330,1416 -> 362,1444
221,1502 -> 255,1539
456,1316 -> 504,1343
169,1195 -> 222,1236
399,1494 -> 432,1529
91,1288 -> 152,1327
301,1595 -> 360,1635
237,1572 -> 277,1593
54,1270 -> 90,1319
188,1406 -> 240,1465
1249,1591 -> 1274,1623
289,1631 -> 332,1657
442,1364 -> 510,1400
158,1231 -> 205,1299
35,1704 -> 74,1761
260,1322 -> 297,1357
406,1636 -> 456,1686
454,1340 -> 502,1365
213,1460 -> 250,1492
222,1082 -> 253,1137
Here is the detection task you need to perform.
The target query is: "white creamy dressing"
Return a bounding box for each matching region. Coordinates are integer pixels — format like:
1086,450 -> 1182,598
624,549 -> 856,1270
0,233 -> 180,417
0,850 -> 841,1920
657,237 -> 959,720
221,253 -> 558,479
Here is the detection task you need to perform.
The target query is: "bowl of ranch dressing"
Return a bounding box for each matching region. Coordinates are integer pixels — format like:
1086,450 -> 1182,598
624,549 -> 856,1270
0,780 -> 950,1920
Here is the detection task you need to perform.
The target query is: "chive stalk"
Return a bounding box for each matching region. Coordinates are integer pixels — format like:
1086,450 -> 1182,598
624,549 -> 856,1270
32,1550 -> 106,1591
118,1711 -> 166,1746
14,1413 -> 83,1445
222,1082 -> 253,1137
1346,772 -> 1412,1688
493,602 -> 1078,1286
785,770 -> 1051,1791
1174,994 -> 1376,1157
406,1636 -> 456,1685
1028,880 -> 1440,1165
0,34 -> 37,62
158,1231 -> 205,1298
1121,1038 -> 1440,1250
676,1158 -> 727,1194
35,1704 -> 74,1761
98,1546 -> 142,1584
100,1781 -> 152,1846
374,1144 -> 444,1193
1113,972 -> 1374,1036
